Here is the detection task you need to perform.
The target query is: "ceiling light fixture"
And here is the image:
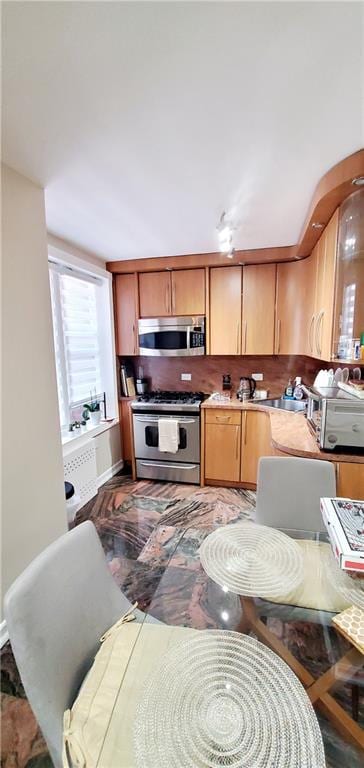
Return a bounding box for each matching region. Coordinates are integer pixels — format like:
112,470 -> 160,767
217,211 -> 235,258
352,176 -> 364,186
311,222 -> 324,229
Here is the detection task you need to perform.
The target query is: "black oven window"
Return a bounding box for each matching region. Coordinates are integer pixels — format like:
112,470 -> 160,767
145,426 -> 186,449
139,331 -> 188,351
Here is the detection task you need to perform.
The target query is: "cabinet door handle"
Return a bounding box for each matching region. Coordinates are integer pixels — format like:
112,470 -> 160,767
172,278 -> 176,314
132,323 -> 136,355
215,415 -> 231,423
315,310 -> 324,356
276,319 -> 281,353
319,310 -> 324,357
308,314 -> 315,354
243,320 -> 247,353
236,323 -> 240,354
244,411 -> 248,445
165,284 -> 170,314
235,425 -> 239,459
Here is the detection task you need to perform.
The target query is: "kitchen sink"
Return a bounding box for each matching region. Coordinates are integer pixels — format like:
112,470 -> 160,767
261,398 -> 307,412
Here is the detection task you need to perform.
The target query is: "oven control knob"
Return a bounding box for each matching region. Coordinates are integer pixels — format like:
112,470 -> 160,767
352,424 -> 360,433
327,434 -> 337,444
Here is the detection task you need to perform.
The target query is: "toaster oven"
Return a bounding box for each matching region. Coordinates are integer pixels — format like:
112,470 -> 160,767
304,385 -> 364,451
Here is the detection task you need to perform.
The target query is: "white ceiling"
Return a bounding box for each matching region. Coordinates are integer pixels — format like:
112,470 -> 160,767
2,1 -> 363,261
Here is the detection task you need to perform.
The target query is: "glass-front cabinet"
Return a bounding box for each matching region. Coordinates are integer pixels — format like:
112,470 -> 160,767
332,189 -> 364,362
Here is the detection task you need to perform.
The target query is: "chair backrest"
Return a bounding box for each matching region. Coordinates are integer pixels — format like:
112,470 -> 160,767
4,521 -> 132,768
255,456 -> 336,533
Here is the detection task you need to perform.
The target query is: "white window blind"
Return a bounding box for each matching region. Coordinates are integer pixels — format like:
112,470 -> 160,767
49,263 -> 103,427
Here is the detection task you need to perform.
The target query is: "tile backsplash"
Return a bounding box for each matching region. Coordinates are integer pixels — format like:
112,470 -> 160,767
127,355 -> 325,398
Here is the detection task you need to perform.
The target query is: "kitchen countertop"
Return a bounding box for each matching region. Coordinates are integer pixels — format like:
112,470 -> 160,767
201,396 -> 364,464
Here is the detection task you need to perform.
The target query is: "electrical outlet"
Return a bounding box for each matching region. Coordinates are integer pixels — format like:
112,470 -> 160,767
252,373 -> 263,381
181,373 -> 192,381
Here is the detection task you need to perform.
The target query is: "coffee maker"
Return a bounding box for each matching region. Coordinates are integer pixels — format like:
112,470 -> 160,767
237,377 -> 256,401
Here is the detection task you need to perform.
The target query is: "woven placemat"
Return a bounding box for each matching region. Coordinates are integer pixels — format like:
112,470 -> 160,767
199,521 -> 304,598
133,630 -> 325,767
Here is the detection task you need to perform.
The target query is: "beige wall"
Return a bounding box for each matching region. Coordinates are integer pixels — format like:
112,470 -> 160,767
2,165 -> 67,615
47,232 -> 106,270
95,424 -> 122,478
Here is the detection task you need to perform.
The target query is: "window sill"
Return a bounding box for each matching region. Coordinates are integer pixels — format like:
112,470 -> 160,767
62,418 -> 119,454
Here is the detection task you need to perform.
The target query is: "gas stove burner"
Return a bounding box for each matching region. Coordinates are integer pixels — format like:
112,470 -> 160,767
137,391 -> 205,404
132,390 -> 206,413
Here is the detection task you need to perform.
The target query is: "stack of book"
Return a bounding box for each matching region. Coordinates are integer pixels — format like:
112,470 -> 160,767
120,364 -> 136,397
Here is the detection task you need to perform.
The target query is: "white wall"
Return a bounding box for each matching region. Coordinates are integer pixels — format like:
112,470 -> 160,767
1,164 -> 67,615
95,425 -> 122,479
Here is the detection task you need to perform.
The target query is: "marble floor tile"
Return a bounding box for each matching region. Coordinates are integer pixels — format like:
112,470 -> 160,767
1,693 -> 50,768
1,474 -> 363,768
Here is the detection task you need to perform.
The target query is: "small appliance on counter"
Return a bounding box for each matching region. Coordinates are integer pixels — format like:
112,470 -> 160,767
303,382 -> 364,451
136,378 -> 149,395
237,377 -> 256,402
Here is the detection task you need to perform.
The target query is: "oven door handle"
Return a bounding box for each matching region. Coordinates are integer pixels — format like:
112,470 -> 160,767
134,416 -> 160,422
133,416 -> 198,423
138,461 -> 199,470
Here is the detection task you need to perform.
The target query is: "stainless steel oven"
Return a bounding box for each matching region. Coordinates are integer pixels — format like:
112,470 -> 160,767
138,316 -> 205,356
133,411 -> 201,483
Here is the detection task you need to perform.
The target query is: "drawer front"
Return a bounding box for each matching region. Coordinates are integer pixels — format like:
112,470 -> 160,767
205,409 -> 241,426
136,459 -> 199,485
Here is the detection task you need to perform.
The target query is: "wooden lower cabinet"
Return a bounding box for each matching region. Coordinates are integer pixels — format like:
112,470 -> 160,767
336,462 -> 364,499
204,409 -> 272,486
241,411 -> 273,484
119,398 -> 134,462
203,409 -> 364,496
204,410 -> 241,482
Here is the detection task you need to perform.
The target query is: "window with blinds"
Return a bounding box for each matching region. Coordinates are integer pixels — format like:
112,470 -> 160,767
49,263 -> 103,427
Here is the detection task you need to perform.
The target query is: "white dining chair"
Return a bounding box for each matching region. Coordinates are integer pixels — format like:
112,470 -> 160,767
255,456 -> 336,533
4,521 -> 156,768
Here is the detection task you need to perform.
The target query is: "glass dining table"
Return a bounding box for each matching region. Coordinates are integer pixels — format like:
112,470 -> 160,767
98,521 -> 364,768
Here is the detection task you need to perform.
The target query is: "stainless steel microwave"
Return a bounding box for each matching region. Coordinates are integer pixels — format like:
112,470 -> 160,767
303,385 -> 364,451
138,316 -> 205,356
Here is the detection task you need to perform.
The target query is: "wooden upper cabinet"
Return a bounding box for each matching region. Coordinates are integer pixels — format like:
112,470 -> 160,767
275,257 -> 316,355
171,269 -> 205,316
209,266 -> 242,354
242,264 -> 276,354
114,273 -> 138,356
138,268 -> 205,317
139,271 -> 171,317
317,209 -> 338,361
308,208 -> 339,360
302,252 -> 317,357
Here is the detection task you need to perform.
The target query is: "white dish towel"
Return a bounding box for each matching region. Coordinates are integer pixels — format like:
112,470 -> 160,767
158,418 -> 179,453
